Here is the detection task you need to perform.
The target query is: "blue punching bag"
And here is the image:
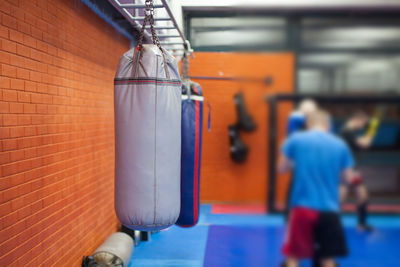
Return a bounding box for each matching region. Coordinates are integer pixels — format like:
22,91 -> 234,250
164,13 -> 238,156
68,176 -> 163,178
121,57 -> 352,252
287,111 -> 306,136
176,82 -> 204,227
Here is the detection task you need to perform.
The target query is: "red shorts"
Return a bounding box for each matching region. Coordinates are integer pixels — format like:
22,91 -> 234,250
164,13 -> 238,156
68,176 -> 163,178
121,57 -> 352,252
282,207 -> 348,259
282,207 -> 319,258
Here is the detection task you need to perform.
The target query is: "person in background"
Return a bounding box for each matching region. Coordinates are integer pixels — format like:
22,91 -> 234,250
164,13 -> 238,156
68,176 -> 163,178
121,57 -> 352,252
278,110 -> 355,267
287,99 -> 318,135
283,98 -> 318,214
339,111 -> 375,231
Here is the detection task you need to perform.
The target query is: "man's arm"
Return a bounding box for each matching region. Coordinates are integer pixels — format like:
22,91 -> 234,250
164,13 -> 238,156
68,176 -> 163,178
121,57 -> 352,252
342,168 -> 356,184
357,135 -> 373,149
278,136 -> 295,174
277,154 -> 293,174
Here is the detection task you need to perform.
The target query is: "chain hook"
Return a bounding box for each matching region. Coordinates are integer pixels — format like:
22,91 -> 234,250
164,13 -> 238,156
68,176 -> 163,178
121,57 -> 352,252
145,0 -> 154,17
136,0 -> 168,79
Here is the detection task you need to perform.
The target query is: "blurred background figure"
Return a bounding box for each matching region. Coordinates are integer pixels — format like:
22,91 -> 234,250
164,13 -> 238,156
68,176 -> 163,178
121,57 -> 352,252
339,111 -> 375,231
278,110 -> 354,267
340,111 -> 374,150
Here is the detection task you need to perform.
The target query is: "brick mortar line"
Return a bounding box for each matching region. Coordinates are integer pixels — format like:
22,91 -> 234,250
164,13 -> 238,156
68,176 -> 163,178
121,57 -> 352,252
0,4 -> 128,54
0,9 -> 126,63
0,91 -> 116,105
0,124 -> 113,141
1,140 -> 114,185
0,164 -> 114,236
0,104 -> 115,113
0,174 -> 115,264
0,159 -> 114,234
24,196 -> 116,266
43,210 -> 117,266
0,140 -> 114,195
1,127 -> 112,151
0,140 -> 114,177
0,138 -> 113,172
0,125 -> 113,144
0,61 -> 116,92
0,42 -> 119,83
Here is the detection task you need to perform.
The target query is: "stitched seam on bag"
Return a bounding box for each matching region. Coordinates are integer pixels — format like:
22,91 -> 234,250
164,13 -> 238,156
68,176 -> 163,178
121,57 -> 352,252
114,77 -> 180,81
153,56 -> 158,225
124,223 -> 174,227
114,79 -> 181,86
115,79 -> 181,82
131,48 -> 139,77
114,81 -> 181,86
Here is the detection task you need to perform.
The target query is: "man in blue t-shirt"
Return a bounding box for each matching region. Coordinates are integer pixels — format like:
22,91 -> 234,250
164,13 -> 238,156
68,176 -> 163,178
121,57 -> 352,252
278,110 -> 355,267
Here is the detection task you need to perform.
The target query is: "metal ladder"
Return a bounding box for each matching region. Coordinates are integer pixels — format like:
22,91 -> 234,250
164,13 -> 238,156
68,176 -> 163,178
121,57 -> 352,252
108,0 -> 193,56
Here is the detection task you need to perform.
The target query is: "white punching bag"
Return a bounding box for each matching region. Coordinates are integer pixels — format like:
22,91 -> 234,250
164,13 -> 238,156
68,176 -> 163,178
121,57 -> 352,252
114,6 -> 181,231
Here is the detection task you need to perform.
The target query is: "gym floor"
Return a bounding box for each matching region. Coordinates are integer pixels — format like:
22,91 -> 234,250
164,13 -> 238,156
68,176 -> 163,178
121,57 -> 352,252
129,204 -> 400,267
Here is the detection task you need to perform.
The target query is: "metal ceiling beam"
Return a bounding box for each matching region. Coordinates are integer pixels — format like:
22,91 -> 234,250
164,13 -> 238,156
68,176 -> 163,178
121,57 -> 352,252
108,0 -> 193,53
119,3 -> 164,8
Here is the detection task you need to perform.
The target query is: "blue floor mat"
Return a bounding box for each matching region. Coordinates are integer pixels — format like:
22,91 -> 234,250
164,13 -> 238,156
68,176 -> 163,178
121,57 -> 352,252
338,228 -> 400,267
128,205 -> 400,267
203,225 -> 400,267
203,225 -> 285,267
129,225 -> 208,267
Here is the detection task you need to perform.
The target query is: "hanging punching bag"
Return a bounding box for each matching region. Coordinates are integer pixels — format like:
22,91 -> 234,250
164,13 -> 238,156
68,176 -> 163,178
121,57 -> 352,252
176,82 -> 204,227
228,124 -> 248,163
114,5 -> 182,231
234,92 -> 256,132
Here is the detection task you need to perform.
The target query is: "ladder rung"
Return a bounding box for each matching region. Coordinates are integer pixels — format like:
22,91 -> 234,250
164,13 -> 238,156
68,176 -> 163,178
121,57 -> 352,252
144,26 -> 176,29
158,35 -> 180,38
161,42 -> 185,45
119,4 -> 164,8
131,17 -> 171,21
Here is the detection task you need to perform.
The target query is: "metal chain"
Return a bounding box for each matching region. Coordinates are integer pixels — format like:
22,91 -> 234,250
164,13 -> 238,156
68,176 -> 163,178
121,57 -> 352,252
135,0 -> 170,78
137,15 -> 148,52
149,15 -> 162,50
182,52 -> 189,81
137,0 -> 163,52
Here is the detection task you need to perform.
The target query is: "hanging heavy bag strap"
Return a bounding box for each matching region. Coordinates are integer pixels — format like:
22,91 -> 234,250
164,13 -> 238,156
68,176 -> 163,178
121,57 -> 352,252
181,51 -> 212,131
132,0 -> 170,79
182,51 -> 191,99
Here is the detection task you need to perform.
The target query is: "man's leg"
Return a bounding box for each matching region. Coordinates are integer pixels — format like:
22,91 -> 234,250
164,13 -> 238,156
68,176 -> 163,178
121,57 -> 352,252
320,258 -> 336,267
282,207 -> 319,266
314,212 -> 348,267
355,183 -> 373,231
312,185 -> 348,267
286,257 -> 299,267
339,184 -> 349,204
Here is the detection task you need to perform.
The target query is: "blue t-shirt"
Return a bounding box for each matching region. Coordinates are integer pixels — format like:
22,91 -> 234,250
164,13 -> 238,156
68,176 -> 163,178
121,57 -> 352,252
282,129 -> 354,211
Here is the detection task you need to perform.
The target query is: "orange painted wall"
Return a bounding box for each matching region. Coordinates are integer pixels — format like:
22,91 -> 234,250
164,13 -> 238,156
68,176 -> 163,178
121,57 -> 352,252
188,52 -> 295,203
0,0 -> 129,265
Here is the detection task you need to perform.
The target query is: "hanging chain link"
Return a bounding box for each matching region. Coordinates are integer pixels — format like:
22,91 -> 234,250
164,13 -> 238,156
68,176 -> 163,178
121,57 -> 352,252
135,0 -> 170,79
182,51 -> 189,81
137,15 -> 148,52
137,0 -> 163,53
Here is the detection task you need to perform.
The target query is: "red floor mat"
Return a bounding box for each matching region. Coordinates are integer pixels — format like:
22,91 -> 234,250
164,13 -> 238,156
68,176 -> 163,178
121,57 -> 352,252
342,203 -> 400,213
212,204 -> 400,214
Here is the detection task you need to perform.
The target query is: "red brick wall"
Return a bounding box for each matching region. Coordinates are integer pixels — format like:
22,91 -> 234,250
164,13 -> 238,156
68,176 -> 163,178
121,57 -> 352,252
0,0 -> 130,265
